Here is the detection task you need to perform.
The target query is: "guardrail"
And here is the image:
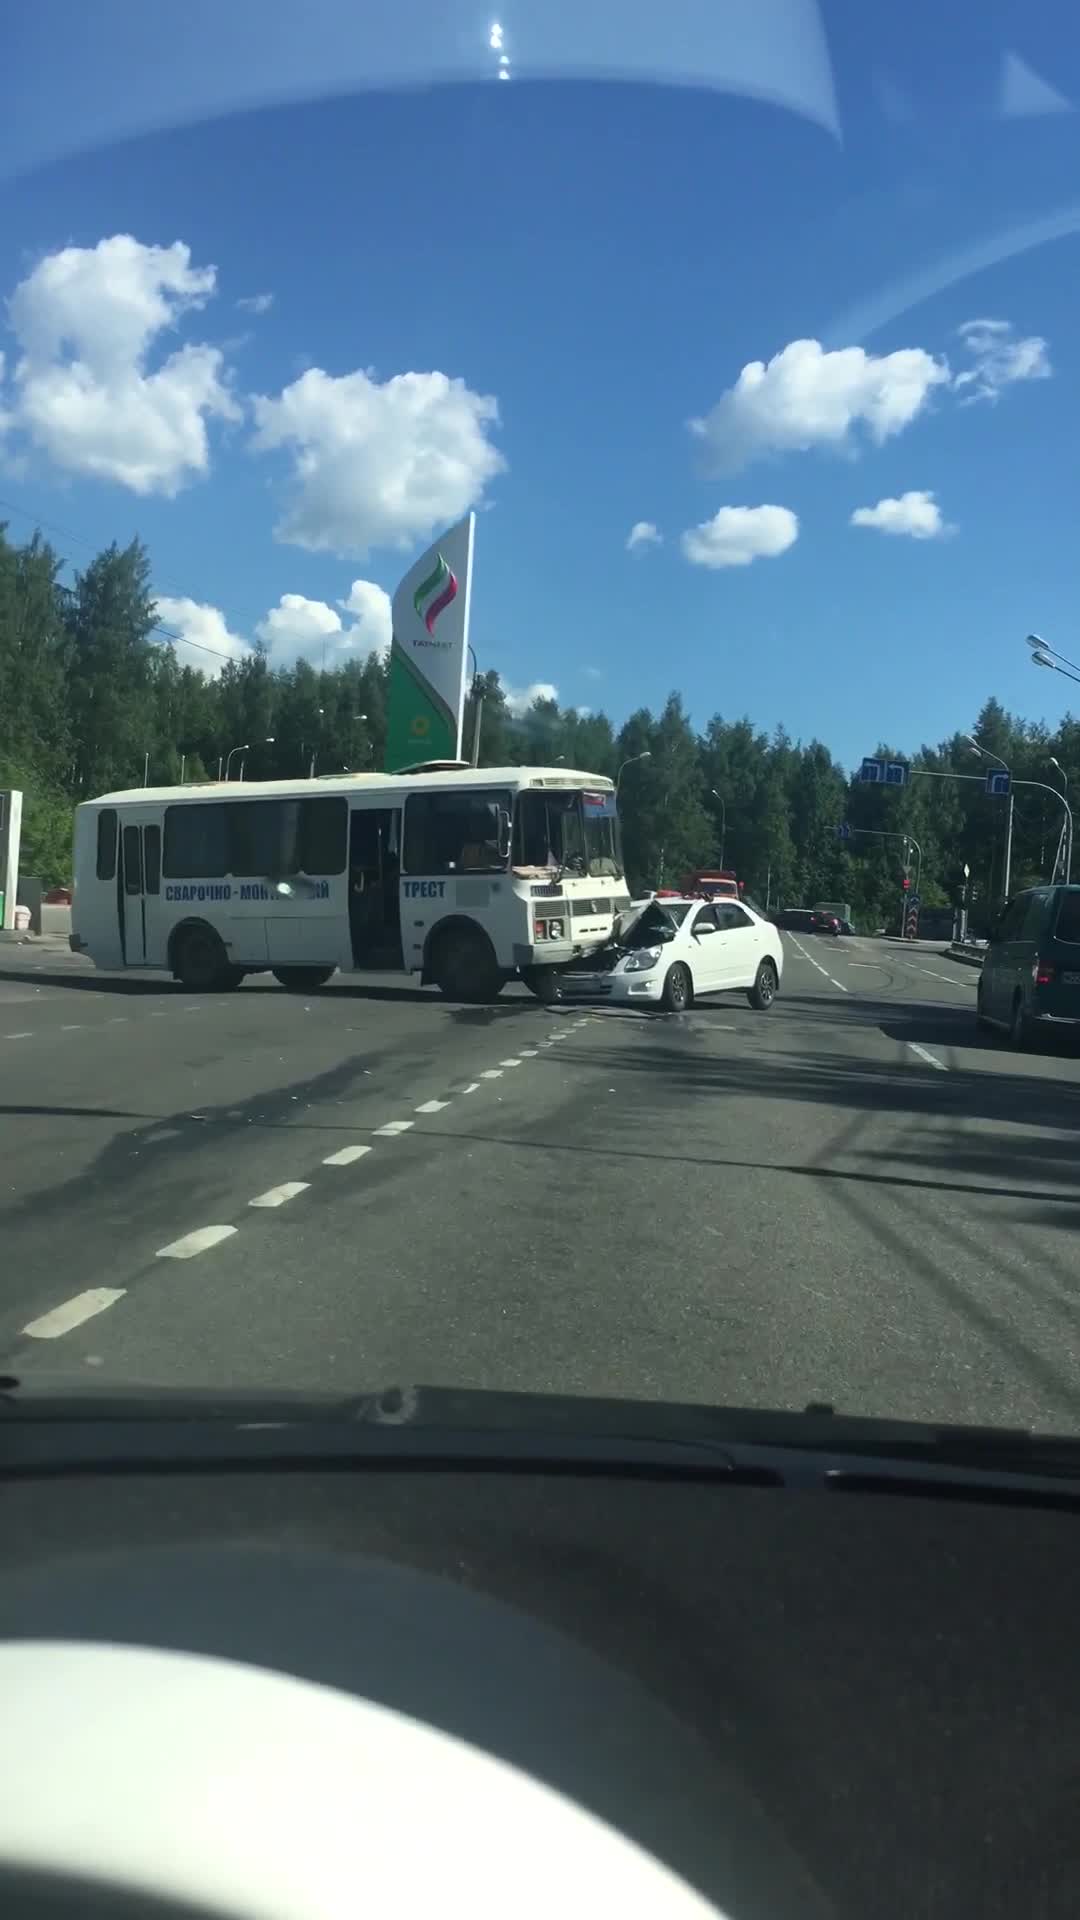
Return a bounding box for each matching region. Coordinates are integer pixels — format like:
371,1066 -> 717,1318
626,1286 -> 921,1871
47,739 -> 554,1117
947,940 -> 985,968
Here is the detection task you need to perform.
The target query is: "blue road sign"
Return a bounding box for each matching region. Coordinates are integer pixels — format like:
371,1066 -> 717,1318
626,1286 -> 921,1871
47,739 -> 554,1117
985,768 -> 1011,797
835,822 -> 853,840
859,757 -> 884,783
885,760 -> 910,787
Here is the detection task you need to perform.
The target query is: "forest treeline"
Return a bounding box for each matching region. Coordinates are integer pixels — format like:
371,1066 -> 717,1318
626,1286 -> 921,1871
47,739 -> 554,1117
2,522 -> 1074,926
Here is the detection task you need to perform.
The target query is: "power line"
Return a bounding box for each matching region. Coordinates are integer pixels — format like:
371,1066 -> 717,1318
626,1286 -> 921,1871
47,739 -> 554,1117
0,489 -> 244,662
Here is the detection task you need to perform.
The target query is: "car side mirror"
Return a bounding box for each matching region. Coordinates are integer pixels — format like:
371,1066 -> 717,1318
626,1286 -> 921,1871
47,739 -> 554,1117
694,923 -> 716,937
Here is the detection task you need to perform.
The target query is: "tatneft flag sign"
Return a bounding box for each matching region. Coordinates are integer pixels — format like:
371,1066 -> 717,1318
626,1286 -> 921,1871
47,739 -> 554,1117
385,513 -> 475,773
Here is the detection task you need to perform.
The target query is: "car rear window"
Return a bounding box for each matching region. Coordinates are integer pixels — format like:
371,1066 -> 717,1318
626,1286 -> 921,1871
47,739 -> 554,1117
1054,892 -> 1080,945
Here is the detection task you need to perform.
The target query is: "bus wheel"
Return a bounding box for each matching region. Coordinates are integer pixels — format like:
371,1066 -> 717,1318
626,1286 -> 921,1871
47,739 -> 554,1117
272,966 -> 336,992
173,924 -> 232,992
430,926 -> 503,1003
521,966 -> 562,1005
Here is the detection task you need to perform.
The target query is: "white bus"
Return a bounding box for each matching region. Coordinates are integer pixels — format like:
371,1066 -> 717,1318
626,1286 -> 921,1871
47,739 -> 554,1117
70,762 -> 629,1004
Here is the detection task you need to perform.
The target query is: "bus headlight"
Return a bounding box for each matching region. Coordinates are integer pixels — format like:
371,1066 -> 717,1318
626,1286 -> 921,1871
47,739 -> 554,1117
534,918 -> 566,941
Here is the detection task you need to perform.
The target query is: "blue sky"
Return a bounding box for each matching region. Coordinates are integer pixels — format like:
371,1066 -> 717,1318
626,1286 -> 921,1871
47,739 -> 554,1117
3,0 -> 1080,766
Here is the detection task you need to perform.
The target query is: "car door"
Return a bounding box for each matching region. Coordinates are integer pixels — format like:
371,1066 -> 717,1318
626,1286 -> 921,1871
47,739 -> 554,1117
711,901 -> 762,988
686,904 -> 722,990
983,895 -> 1030,1020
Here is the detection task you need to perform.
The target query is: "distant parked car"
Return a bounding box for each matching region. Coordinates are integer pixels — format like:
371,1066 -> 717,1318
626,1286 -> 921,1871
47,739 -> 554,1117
774,908 -> 816,932
809,912 -> 841,937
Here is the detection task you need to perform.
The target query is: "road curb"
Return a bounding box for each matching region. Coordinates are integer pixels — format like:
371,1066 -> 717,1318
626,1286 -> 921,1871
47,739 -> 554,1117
945,943 -> 984,969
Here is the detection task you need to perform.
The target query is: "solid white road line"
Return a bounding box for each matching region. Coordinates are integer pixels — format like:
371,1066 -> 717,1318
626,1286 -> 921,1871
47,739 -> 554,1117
157,1225 -> 238,1259
23,1287 -> 126,1339
907,1042 -> 947,1071
373,1119 -> 414,1136
249,1181 -> 310,1208
323,1144 -> 373,1166
415,1098 -> 449,1114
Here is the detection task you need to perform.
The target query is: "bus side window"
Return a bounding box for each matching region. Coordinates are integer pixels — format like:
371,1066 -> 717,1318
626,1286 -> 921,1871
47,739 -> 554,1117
96,808 -> 118,881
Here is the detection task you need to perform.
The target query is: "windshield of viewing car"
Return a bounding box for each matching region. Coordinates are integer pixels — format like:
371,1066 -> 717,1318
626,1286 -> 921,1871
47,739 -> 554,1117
4,0 -> 1080,1458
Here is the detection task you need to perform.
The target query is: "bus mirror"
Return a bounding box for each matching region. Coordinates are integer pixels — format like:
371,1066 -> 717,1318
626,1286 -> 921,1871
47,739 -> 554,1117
497,809 -> 512,861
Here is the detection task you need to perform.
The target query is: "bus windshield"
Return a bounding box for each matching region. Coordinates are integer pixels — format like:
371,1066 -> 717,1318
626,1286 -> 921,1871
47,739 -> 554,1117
513,788 -> 622,879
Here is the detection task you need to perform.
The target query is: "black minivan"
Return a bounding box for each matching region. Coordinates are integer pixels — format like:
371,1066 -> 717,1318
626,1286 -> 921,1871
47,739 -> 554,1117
977,885 -> 1080,1047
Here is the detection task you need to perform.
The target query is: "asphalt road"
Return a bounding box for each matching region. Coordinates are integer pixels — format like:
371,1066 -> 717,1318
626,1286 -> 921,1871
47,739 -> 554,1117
3,933 -> 1080,1432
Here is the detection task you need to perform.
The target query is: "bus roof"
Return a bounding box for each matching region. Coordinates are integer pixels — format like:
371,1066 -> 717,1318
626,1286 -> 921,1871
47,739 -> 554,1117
79,766 -> 615,808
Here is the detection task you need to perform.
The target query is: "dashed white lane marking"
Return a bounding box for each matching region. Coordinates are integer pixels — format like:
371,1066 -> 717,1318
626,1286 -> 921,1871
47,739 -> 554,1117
143,1126 -> 182,1145
150,1011 -> 168,1018
519,1049 -> 539,1057
461,1082 -> 480,1094
249,1181 -> 310,1208
61,1023 -> 83,1031
323,1144 -> 373,1166
480,1069 -> 503,1080
23,1287 -> 126,1339
157,1225 -> 238,1259
787,935 -> 848,992
500,1057 -> 523,1067
374,1119 -> 414,1136
415,1098 -> 449,1114
4,1031 -> 32,1040
907,1042 -> 947,1071
107,1016 -> 129,1023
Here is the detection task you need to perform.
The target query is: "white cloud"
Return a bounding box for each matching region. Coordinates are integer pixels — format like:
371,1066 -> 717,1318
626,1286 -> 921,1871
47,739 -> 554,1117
504,680 -> 558,716
3,234 -> 239,494
954,318 -> 1051,403
690,337 -> 949,470
250,366 -> 505,555
153,596 -> 253,676
626,519 -> 661,551
680,504 -> 798,569
254,580 -> 392,668
850,489 -> 950,540
583,665 -> 603,681
237,292 -> 274,315
338,578 -> 392,659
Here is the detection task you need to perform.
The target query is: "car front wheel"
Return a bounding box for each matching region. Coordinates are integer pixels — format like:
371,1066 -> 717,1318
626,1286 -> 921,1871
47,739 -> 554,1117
748,959 -> 778,1010
661,962 -> 693,1012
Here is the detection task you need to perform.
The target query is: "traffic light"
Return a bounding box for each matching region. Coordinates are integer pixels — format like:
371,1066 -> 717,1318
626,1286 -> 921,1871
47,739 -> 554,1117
901,875 -> 911,891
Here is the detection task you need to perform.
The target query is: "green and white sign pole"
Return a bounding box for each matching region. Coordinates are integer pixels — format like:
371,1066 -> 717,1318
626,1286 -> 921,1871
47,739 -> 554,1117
385,513 -> 475,772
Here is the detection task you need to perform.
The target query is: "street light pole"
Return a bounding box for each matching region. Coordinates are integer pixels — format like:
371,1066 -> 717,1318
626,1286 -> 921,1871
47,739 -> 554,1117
1049,758 -> 1072,882
616,751 -> 651,794
965,737 -> 1013,898
225,744 -> 250,782
710,789 -> 726,868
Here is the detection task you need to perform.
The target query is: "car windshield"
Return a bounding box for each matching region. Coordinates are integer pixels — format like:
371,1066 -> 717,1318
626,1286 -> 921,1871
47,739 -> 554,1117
4,0 -> 1080,1466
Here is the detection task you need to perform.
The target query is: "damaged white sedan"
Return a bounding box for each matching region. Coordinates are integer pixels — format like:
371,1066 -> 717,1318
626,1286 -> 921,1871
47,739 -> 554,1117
559,895 -> 784,1013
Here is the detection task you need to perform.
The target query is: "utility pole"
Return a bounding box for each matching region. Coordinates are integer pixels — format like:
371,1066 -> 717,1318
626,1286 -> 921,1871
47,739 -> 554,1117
1003,790 -> 1014,899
